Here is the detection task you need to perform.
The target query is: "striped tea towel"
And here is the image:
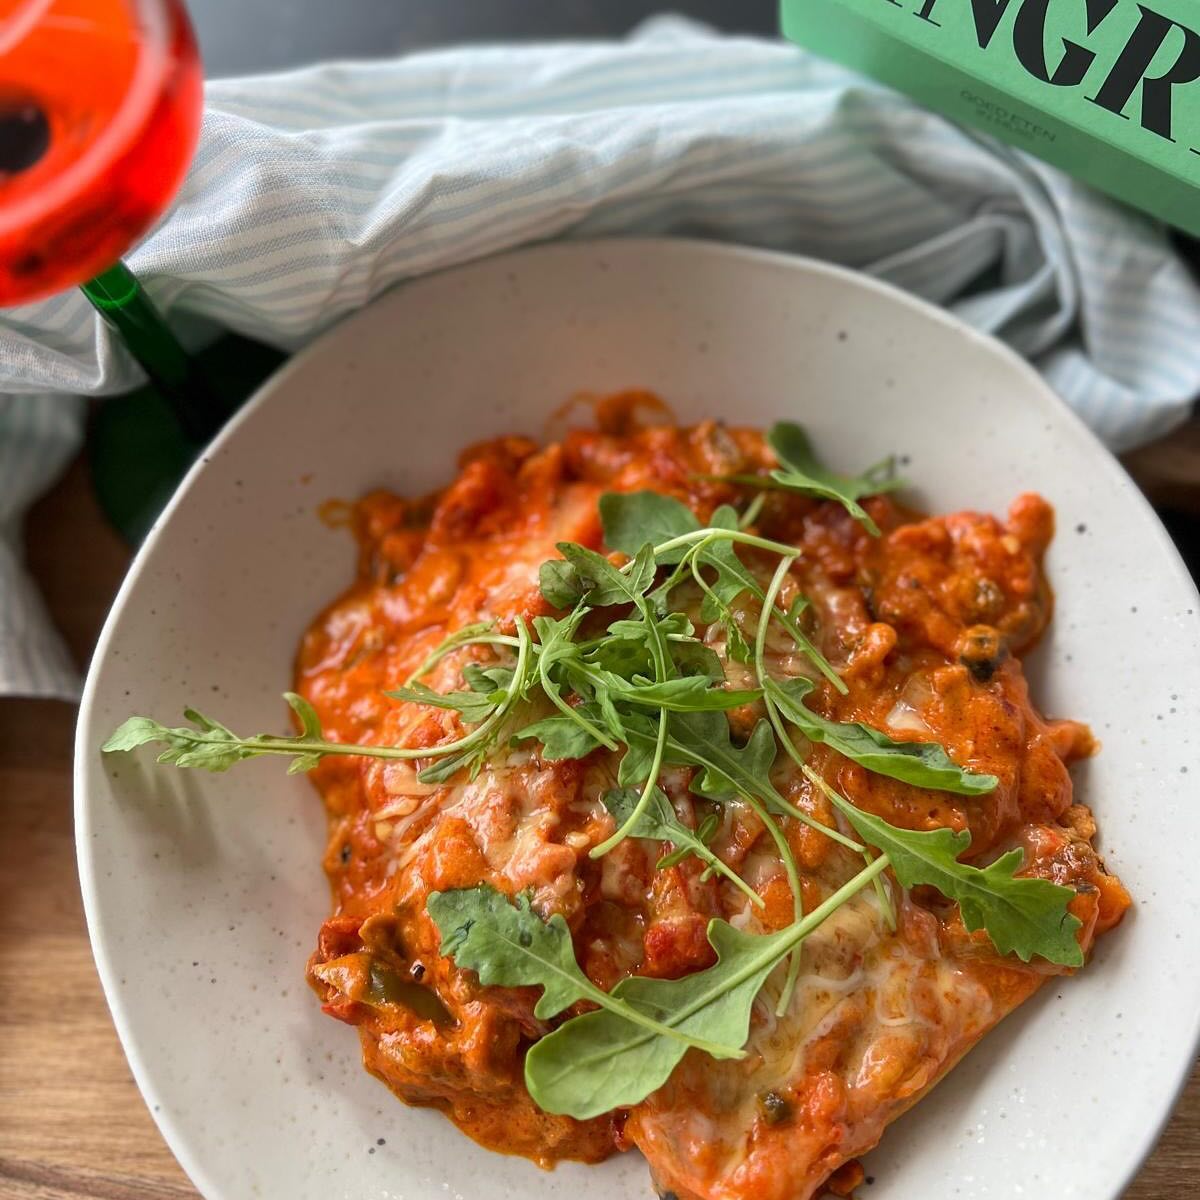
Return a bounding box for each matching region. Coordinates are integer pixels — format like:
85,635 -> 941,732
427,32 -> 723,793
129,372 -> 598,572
3,15 -> 1200,699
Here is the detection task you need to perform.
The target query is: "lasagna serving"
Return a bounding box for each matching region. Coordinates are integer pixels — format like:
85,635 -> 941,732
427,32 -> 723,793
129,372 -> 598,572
108,397 -> 1130,1200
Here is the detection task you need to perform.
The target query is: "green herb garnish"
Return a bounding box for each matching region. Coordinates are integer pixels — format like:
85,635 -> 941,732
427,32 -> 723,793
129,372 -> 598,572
767,422 -> 902,536
102,692 -> 424,775
711,422 -> 903,536
433,794 -> 1082,1119
431,866 -> 889,1118
601,787 -> 762,908
425,884 -> 743,1059
769,675 -> 999,795
106,425 -> 1087,1124
804,765 -> 1083,965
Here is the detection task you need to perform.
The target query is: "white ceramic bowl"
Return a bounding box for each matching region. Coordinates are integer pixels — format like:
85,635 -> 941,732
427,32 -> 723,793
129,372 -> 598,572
76,239 -> 1200,1200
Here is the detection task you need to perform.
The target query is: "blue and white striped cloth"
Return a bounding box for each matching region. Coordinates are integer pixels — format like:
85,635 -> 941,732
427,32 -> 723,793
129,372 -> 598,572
4,16 -> 1200,698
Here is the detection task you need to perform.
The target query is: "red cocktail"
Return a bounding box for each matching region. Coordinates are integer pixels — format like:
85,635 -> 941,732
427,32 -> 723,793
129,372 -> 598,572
0,0 -> 202,305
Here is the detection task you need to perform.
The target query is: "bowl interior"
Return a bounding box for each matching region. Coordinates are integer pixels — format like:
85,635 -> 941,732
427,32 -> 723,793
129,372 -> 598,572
77,239 -> 1200,1200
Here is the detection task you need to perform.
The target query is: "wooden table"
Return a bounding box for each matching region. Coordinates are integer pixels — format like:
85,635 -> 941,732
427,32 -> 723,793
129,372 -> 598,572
2,449 -> 1198,1200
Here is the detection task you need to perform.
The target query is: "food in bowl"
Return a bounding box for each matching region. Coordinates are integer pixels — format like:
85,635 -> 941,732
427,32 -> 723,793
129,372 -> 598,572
105,397 -> 1129,1200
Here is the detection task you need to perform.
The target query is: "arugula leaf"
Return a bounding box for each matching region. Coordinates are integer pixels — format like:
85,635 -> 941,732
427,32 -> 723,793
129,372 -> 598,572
599,490 -> 742,575
533,610 -> 587,670
616,712 -> 661,787
607,611 -> 695,642
577,668 -> 759,713
587,612 -> 692,682
539,558 -> 585,609
462,663 -> 515,696
386,681 -> 497,724
615,708 -> 809,833
767,422 -> 902,537
625,675 -> 760,711
102,710 -> 252,772
770,676 -> 999,796
512,713 -> 606,760
415,616 -> 539,783
102,692 -> 403,775
426,884 -> 743,1056
677,515 -> 757,637
811,772 -> 1083,966
668,640 -> 725,682
660,711 -> 790,814
557,542 -> 657,607
600,491 -> 700,564
586,632 -> 652,680
523,855 -> 889,1118
388,657 -> 520,733
601,788 -> 762,907
619,707 -> 814,826
710,503 -> 741,531
416,747 -> 487,784
427,886 -> 588,1018
525,919 -> 790,1117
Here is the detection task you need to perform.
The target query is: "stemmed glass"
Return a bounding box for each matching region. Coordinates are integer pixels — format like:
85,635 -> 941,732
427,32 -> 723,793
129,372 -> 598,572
0,0 -> 225,442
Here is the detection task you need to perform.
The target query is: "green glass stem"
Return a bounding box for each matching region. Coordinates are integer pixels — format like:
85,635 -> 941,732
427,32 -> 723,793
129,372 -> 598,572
81,260 -> 230,443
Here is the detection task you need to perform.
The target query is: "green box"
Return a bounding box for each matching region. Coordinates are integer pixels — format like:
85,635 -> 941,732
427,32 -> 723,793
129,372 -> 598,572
780,0 -> 1200,235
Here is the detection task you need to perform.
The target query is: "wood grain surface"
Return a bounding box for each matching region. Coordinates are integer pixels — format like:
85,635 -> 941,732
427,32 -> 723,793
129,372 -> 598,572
1,448 -> 1197,1200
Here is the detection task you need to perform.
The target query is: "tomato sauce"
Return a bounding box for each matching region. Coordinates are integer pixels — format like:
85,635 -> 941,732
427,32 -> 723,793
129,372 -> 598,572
298,400 -> 1129,1198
